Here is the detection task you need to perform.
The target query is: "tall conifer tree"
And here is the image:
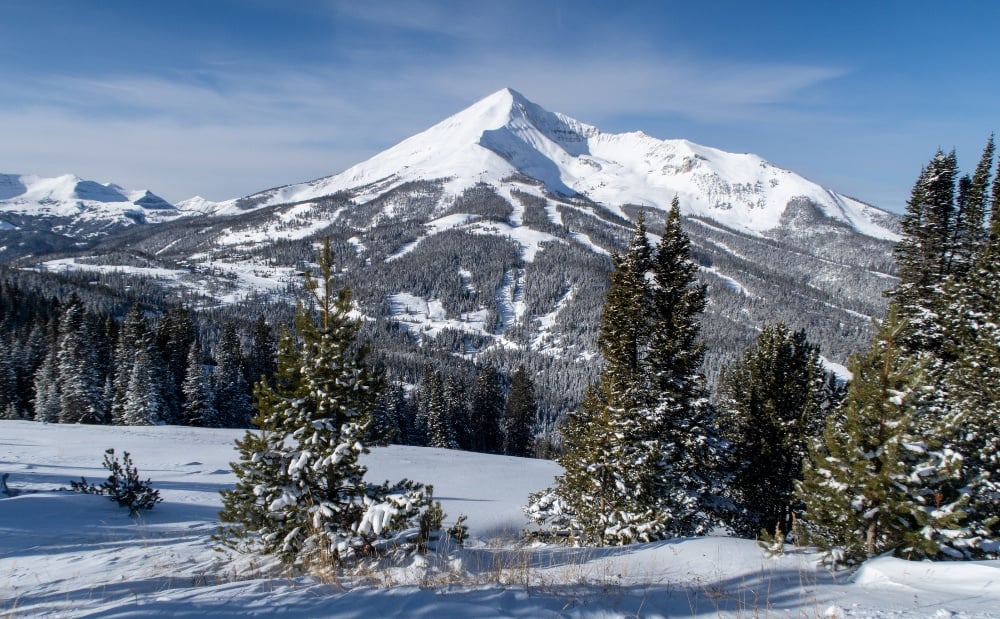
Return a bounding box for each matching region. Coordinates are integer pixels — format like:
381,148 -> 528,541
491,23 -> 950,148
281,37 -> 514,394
219,239 -> 437,566
717,324 -> 829,539
181,341 -> 216,426
111,305 -> 149,425
503,365 -> 537,458
213,324 -> 253,427
797,309 -> 964,563
893,150 -> 958,355
56,299 -> 106,424
469,364 -> 504,454
527,204 -> 721,543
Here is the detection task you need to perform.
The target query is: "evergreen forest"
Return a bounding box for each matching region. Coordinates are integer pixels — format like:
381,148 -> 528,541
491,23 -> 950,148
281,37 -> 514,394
2,141 -> 999,563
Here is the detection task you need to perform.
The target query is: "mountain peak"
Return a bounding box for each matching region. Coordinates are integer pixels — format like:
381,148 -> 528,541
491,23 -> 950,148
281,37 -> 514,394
474,87 -> 530,109
0,173 -> 187,237
237,89 -> 897,241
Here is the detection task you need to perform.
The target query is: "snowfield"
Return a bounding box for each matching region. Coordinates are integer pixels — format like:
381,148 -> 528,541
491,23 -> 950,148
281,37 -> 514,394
1,421 -> 998,618
234,89 -> 899,243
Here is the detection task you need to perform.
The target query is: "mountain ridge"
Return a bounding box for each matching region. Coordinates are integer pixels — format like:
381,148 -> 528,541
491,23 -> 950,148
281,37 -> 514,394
218,87 -> 898,242
1,88 -> 899,421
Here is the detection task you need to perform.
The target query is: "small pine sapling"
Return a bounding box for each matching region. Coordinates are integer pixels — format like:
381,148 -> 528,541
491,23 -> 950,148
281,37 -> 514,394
418,500 -> 446,552
448,515 -> 469,546
71,448 -> 162,516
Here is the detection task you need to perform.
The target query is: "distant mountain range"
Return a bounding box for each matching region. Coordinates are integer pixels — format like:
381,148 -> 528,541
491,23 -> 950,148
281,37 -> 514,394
0,88 -> 899,420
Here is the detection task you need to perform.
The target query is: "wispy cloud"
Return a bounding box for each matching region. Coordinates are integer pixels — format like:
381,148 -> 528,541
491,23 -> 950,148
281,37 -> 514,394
0,35 -> 846,202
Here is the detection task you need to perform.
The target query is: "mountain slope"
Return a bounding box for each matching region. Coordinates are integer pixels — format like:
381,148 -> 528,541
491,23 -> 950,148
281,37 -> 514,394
0,173 -> 194,260
234,88 -> 898,241
7,89 -> 899,423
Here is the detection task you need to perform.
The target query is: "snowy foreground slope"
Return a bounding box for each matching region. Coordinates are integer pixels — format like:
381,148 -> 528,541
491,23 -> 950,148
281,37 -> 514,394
1,421 -> 998,618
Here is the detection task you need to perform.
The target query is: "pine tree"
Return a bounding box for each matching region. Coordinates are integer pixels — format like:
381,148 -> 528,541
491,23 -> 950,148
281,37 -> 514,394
181,341 -> 216,426
469,364 -> 504,454
425,370 -> 457,449
155,306 -> 196,424
949,136 -> 993,277
797,309 -> 964,564
56,299 -> 107,424
717,324 -> 829,539
111,305 -> 149,425
444,375 -> 470,450
0,340 -> 18,418
21,322 -> 48,409
367,383 -> 404,446
642,199 -> 725,538
527,206 -> 720,544
892,150 -> 958,355
32,345 -> 60,423
122,345 -> 165,425
504,365 -> 536,457
936,216 -> 1000,557
218,239 -> 437,567
539,215 -> 655,544
244,315 -> 277,388
411,365 -> 436,446
212,324 -> 253,428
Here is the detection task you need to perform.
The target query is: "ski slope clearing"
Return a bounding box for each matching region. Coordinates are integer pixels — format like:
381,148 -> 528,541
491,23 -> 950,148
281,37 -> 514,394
1,421 -> 997,618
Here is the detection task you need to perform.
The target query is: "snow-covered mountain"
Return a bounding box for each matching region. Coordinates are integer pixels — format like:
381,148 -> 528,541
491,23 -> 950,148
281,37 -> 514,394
237,88 -> 898,241
0,173 -> 186,223
5,88 -> 900,419
0,173 -> 197,260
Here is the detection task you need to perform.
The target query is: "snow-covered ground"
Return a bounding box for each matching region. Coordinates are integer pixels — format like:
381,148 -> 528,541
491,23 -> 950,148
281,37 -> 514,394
1,421 -> 997,618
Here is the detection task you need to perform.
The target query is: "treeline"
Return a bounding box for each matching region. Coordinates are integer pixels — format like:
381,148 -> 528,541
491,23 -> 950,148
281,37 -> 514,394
0,285 -> 271,427
0,279 -> 541,459
526,139 -> 1000,562
370,364 -> 538,457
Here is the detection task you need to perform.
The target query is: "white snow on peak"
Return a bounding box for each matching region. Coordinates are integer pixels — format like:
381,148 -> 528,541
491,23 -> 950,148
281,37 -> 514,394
0,172 -> 189,227
175,195 -> 239,215
240,88 -> 898,241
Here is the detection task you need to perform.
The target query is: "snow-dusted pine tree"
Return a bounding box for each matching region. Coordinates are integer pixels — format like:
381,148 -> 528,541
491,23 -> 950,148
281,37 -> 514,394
936,214 -> 1000,558
796,308 -> 964,564
212,324 -> 253,428
56,298 -> 107,424
122,345 -> 166,426
0,340 -> 17,418
32,345 -> 60,423
218,239 -> 438,567
525,216 -> 654,544
111,304 -> 149,425
949,136 -> 994,277
526,205 -> 722,544
469,364 -> 504,454
891,150 -> 958,356
425,370 -> 457,449
181,341 -> 215,426
367,383 -> 404,446
641,199 -> 725,538
154,306 -> 197,424
244,314 -> 276,388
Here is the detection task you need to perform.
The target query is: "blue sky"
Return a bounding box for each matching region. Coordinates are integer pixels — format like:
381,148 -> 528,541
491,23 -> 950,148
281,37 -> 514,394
1,0 -> 997,211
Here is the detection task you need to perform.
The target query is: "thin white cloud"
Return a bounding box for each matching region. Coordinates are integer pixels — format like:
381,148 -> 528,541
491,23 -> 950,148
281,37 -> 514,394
0,46 -> 846,202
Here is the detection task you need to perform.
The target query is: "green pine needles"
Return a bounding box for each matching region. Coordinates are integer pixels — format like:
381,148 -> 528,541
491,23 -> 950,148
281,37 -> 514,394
796,308 -> 964,563
797,137 -> 1000,563
71,448 -> 162,516
526,200 -> 724,545
218,238 -> 440,568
